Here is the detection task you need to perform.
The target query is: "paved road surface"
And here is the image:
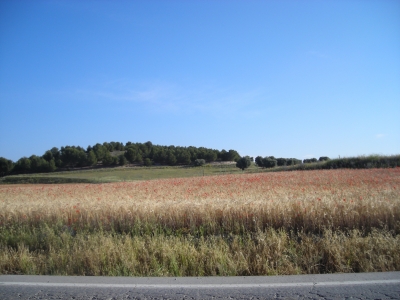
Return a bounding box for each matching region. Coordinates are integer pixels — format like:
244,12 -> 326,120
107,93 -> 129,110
1,272 -> 399,299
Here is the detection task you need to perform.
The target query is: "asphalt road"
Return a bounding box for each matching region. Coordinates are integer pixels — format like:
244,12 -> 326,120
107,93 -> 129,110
1,272 -> 399,299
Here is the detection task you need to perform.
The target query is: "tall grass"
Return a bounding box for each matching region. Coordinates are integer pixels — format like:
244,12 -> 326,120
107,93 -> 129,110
1,168 -> 399,275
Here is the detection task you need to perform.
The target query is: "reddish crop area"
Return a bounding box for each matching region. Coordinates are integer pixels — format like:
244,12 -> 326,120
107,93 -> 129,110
1,168 -> 399,276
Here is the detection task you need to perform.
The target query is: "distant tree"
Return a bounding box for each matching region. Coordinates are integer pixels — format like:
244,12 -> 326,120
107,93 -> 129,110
143,158 -> 152,166
124,147 -> 136,163
135,153 -> 143,164
219,149 -> 227,161
112,156 -> 119,165
286,158 -> 301,165
14,157 -> 31,173
194,159 -> 206,167
167,152 -> 177,165
236,156 -> 252,170
262,157 -> 277,168
92,144 -> 108,161
118,154 -> 127,166
222,149 -> 240,162
255,156 -> 264,167
29,155 -> 47,172
42,150 -> 53,162
205,150 -> 217,162
276,158 -> 287,166
102,151 -> 114,166
319,156 -> 330,161
0,157 -> 14,176
47,159 -> 57,172
178,150 -> 192,165
87,150 -> 98,166
303,158 -> 318,164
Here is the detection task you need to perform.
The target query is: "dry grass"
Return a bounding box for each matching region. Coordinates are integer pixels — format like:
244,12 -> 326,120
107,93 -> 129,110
1,168 -> 399,275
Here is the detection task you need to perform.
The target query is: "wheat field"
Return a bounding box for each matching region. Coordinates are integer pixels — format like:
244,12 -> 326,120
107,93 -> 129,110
1,168 -> 399,275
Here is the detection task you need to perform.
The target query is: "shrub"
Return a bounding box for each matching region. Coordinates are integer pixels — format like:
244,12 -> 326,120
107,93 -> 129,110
194,159 -> 206,167
144,158 -> 152,166
262,157 -> 277,168
236,156 -> 252,171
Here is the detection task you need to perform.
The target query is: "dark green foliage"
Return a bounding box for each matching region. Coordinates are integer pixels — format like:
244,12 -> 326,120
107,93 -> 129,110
118,155 -> 127,166
303,158 -> 318,164
112,156 -> 119,165
324,155 -> 400,169
92,144 -> 108,161
194,159 -> 206,167
6,140 -> 240,175
124,148 -> 136,163
60,146 -> 88,168
0,157 -> 14,176
178,150 -> 191,165
221,149 -> 240,162
319,156 -> 330,161
236,156 -> 252,170
262,157 -> 277,168
87,151 -> 98,166
135,153 -> 143,164
102,152 -> 114,166
13,157 -> 31,173
254,156 -> 263,167
143,158 -> 152,166
287,158 -> 302,166
167,152 -> 177,166
276,158 -> 287,166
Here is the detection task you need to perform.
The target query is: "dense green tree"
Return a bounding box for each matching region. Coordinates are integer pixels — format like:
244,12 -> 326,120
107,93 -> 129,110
112,156 -> 119,165
262,157 -> 277,168
87,150 -> 98,166
222,149 -> 240,162
205,150 -> 217,162
61,146 -> 87,167
102,151 -> 114,166
14,157 -> 31,173
178,150 -> 191,165
194,159 -> 206,166
276,158 -> 287,166
42,150 -> 53,162
303,158 -> 318,164
167,151 -> 177,165
124,147 -> 136,163
92,144 -> 108,161
236,156 -> 252,170
118,154 -> 127,166
0,157 -> 14,176
144,158 -> 152,166
135,153 -> 143,164
319,156 -> 330,161
255,156 -> 263,167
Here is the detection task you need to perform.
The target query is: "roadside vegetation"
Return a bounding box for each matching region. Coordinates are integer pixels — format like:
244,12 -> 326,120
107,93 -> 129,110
1,168 -> 399,276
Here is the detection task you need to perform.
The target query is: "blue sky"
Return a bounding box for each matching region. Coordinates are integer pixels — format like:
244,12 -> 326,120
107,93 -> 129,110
1,0 -> 399,162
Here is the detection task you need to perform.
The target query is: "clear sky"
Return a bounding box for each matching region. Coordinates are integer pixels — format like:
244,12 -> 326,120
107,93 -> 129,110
1,0 -> 399,162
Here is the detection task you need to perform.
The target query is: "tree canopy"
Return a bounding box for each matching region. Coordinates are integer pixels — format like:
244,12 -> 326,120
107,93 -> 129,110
1,141 -> 242,176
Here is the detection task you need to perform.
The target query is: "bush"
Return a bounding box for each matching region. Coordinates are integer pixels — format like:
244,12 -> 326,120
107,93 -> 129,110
262,157 -> 277,168
319,156 -> 330,161
303,158 -> 318,164
144,158 -> 152,166
118,155 -> 127,166
194,159 -> 206,167
236,156 -> 252,171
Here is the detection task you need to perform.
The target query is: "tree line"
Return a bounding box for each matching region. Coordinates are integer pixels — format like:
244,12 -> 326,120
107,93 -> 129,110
235,155 -> 322,170
0,141 -> 241,176
236,154 -> 399,171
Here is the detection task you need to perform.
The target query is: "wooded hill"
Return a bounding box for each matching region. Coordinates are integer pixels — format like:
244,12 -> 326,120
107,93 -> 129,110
0,141 -> 241,176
